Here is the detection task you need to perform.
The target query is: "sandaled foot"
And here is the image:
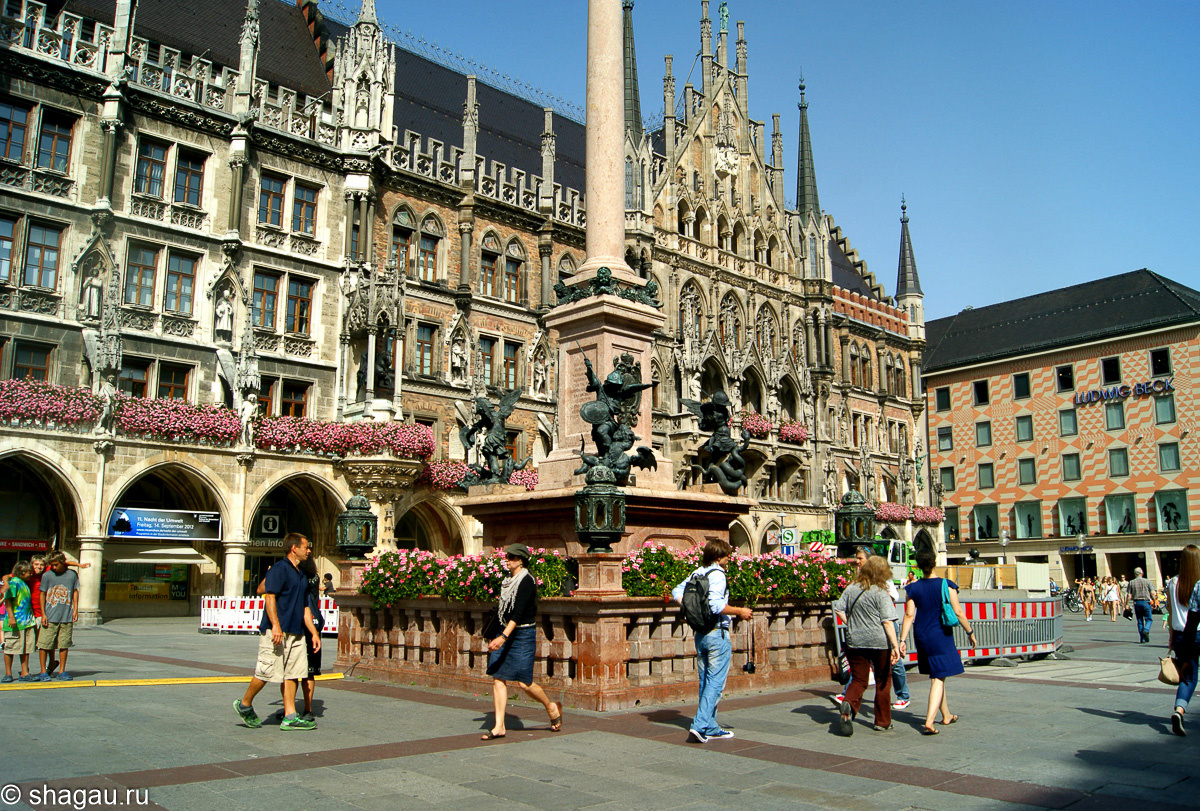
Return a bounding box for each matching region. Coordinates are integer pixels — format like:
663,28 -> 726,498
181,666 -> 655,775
920,725 -> 940,735
939,715 -> 958,725
481,730 -> 506,740
549,702 -> 563,731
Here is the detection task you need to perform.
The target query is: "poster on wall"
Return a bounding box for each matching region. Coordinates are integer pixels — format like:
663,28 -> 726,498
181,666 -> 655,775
107,508 -> 222,541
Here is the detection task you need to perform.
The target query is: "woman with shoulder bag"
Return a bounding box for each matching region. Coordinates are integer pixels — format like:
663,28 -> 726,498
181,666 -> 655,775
900,549 -> 977,735
1167,544 -> 1200,737
832,556 -> 901,734
481,544 -> 562,740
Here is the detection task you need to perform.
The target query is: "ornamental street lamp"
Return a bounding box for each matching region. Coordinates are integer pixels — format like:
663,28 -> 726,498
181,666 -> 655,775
1000,529 -> 1010,566
336,490 -> 378,559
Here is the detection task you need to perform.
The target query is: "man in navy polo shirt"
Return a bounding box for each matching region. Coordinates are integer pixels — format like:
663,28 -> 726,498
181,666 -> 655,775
233,533 -> 322,731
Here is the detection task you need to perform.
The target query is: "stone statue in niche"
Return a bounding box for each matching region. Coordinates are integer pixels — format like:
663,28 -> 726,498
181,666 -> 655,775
96,372 -> 117,435
450,338 -> 467,384
214,287 -> 234,341
239,393 -> 257,447
532,351 -> 547,396
681,390 -> 749,496
823,454 -> 837,507
79,265 -> 104,322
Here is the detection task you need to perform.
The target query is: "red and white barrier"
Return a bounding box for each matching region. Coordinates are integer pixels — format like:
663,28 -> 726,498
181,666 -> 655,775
834,595 -> 1062,664
200,596 -> 338,635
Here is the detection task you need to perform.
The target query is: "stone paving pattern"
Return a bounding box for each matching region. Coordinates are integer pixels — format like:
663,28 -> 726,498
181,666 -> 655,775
2,613 -> 1195,810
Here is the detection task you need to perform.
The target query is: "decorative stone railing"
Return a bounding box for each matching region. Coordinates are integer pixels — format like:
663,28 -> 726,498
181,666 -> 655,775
335,592 -> 836,711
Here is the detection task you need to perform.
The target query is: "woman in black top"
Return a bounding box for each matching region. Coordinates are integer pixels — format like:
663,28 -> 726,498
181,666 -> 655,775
482,544 -> 563,740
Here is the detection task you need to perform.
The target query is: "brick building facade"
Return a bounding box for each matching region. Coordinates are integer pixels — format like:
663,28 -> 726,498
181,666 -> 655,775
923,270 -> 1199,585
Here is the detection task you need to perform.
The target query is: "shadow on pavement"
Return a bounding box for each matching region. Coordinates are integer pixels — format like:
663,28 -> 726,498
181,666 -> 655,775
1077,706 -> 1171,735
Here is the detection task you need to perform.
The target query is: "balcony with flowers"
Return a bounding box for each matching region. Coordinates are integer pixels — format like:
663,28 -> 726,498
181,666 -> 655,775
739,409 -> 773,439
778,420 -> 809,444
0,379 -> 434,462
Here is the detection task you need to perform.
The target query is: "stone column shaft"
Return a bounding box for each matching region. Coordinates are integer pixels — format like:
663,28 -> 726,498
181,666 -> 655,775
223,542 -> 248,597
579,0 -> 633,282
76,535 -> 105,626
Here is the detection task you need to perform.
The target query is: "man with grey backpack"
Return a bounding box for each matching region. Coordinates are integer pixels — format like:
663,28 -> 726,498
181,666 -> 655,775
671,539 -> 753,743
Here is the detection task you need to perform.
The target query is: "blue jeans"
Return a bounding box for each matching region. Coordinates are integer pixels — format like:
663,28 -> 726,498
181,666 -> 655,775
891,621 -> 909,700
692,627 -> 731,735
1173,630 -> 1200,712
1134,600 -> 1152,640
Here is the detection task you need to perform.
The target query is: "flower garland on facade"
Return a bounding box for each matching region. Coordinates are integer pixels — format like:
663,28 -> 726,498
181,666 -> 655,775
740,410 -> 773,438
778,420 -> 808,443
416,459 -> 470,490
0,379 -> 101,426
912,505 -> 946,525
0,380 -> 434,459
875,501 -> 912,523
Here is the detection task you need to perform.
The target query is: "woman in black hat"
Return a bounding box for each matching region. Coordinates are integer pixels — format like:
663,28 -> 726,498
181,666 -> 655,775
481,543 -> 563,740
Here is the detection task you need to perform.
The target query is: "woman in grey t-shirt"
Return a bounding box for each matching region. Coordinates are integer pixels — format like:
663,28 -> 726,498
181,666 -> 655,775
833,556 -> 900,734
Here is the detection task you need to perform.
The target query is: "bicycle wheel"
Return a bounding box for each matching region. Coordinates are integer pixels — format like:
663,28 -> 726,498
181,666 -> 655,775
1064,594 -> 1082,613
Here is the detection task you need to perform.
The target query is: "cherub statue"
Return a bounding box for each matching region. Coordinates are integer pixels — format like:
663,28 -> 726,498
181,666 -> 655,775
681,390 -> 750,496
459,389 -> 530,486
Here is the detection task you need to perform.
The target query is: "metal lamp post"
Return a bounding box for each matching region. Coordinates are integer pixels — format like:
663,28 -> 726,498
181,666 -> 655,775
1000,529 -> 1010,566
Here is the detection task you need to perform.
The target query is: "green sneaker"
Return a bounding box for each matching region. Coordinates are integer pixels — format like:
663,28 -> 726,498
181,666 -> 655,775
233,699 -> 262,728
280,715 -> 316,731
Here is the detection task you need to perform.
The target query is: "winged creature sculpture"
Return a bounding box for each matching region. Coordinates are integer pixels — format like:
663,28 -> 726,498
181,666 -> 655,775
572,354 -> 658,486
459,388 -> 530,486
681,389 -> 750,496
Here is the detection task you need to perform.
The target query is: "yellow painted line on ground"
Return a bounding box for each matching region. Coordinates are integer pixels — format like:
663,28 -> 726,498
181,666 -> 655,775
0,680 -> 96,690
0,673 -> 344,690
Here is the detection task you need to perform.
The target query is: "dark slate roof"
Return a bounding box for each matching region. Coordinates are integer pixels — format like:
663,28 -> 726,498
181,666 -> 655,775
323,19 -> 585,194
829,238 -> 876,299
60,0 -> 332,98
923,269 -> 1200,373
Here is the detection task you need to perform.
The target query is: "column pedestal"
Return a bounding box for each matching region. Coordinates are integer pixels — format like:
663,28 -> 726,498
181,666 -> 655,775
76,535 -> 105,627
574,553 -> 627,597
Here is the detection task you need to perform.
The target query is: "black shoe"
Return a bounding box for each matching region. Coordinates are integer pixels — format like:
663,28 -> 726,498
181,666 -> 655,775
839,702 -> 854,736
1172,711 -> 1185,737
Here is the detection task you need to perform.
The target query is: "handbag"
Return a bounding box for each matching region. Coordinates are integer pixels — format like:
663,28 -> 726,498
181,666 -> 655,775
1159,656 -> 1180,686
940,578 -> 960,628
836,650 -> 852,685
481,608 -> 503,641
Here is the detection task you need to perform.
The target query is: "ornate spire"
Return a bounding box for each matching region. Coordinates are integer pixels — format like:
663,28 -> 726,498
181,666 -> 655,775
795,75 -> 820,222
357,0 -> 377,26
896,196 -> 923,297
623,0 -> 643,143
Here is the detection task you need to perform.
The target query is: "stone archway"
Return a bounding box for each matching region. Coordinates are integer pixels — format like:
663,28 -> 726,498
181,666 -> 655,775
0,452 -> 83,570
104,462 -> 228,619
245,473 -> 346,596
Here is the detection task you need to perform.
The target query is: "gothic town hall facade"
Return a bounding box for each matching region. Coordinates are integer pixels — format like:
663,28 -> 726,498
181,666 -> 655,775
0,0 -> 931,623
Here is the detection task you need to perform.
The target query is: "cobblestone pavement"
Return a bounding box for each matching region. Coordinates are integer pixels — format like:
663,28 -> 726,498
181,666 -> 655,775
1,611 -> 1194,810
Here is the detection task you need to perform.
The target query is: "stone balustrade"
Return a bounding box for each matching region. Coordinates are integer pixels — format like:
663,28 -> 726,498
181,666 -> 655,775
335,592 -> 836,711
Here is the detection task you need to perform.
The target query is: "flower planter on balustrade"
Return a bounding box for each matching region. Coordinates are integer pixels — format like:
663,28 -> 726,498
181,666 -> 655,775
334,592 -> 837,711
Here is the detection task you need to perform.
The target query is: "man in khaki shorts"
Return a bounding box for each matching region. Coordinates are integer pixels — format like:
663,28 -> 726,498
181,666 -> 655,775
37,552 -> 79,681
233,533 -> 321,731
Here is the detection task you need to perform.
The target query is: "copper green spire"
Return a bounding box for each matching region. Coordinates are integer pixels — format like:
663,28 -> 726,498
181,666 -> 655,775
623,0 -> 643,142
795,76 -> 820,222
896,196 -> 923,297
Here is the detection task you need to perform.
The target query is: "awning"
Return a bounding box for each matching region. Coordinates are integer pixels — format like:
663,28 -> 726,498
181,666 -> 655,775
110,546 -> 210,566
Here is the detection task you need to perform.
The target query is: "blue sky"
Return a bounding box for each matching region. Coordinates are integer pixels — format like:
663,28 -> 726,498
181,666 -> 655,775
357,1 -> 1199,320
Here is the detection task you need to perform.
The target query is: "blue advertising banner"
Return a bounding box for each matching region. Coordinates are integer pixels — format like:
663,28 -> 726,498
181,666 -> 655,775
108,508 -> 222,541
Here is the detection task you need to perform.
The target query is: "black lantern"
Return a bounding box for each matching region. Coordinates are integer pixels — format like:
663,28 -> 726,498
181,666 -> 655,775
835,490 -> 875,551
574,468 -> 626,553
336,490 -> 378,559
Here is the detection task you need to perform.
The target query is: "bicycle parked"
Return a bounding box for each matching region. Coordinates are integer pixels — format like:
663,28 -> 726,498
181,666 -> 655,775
1062,587 -> 1084,614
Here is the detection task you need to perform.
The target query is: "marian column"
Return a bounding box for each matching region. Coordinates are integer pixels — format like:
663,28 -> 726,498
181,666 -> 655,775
539,0 -> 670,489
577,0 -> 634,284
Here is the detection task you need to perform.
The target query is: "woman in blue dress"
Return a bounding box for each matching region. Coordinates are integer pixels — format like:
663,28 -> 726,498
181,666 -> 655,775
900,550 -> 977,735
